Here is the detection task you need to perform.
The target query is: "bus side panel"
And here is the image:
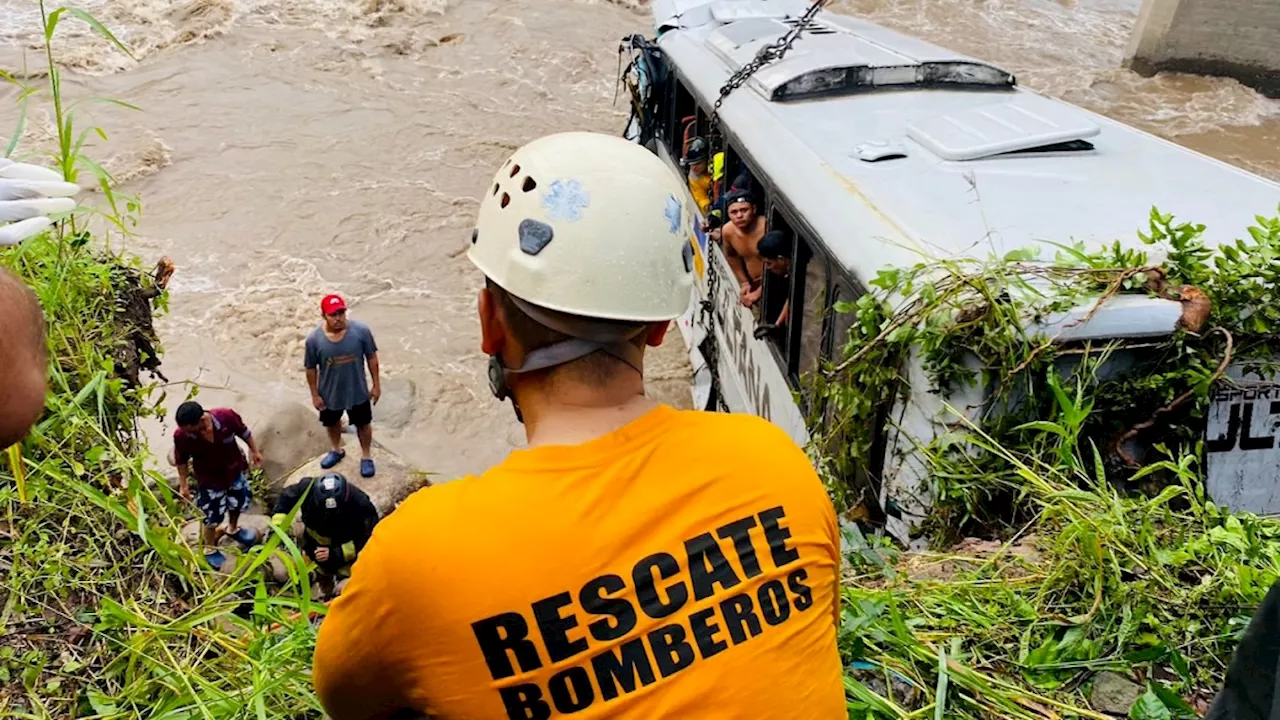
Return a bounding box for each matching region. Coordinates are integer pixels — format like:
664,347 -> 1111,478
879,351 -> 985,549
650,127 -> 807,447
705,244 -> 809,447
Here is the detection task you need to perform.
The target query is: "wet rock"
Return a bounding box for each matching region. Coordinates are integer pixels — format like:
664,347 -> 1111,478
1091,672 -> 1144,715
373,376 -> 417,431
230,512 -> 273,541
253,402 -> 332,485
274,444 -> 431,516
180,518 -> 200,545
266,553 -> 291,585
180,512 -> 278,546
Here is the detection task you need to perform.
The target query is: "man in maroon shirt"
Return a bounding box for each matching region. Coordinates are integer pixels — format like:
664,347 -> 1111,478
173,401 -> 265,569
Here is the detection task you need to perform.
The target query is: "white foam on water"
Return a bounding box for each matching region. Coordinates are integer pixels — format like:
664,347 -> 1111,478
7,0 -> 1274,141
0,0 -> 108,38
0,0 -> 449,74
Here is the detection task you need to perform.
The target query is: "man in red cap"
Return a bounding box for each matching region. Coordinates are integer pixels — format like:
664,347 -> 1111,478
304,294 -> 381,478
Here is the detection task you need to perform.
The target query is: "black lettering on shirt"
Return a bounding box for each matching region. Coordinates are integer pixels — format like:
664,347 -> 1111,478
788,568 -> 814,611
689,607 -> 729,660
686,533 -> 742,601
499,684 -> 551,720
758,580 -> 792,626
548,666 -> 595,714
716,516 -> 763,578
532,592 -> 588,663
647,623 -> 696,678
473,613 -> 543,680
759,506 -> 800,568
591,638 -> 657,701
579,574 -> 637,642
719,593 -> 763,644
633,553 -> 689,620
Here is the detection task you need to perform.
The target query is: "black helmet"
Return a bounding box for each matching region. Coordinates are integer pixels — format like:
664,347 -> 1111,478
682,137 -> 708,166
310,472 -> 351,517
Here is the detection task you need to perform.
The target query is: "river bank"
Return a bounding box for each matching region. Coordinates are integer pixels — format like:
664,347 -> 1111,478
0,230 -> 323,717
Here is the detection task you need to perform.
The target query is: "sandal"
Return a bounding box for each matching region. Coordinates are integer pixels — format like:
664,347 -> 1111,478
360,458 -> 376,478
320,449 -> 346,469
205,550 -> 227,571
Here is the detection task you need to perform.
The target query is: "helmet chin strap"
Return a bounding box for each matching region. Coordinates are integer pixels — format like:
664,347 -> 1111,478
486,291 -> 650,424
487,337 -> 647,425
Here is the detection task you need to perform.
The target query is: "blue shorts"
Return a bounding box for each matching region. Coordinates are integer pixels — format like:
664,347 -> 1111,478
195,473 -> 251,527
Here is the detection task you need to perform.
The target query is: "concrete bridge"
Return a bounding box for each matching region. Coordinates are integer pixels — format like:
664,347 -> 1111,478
1125,0 -> 1280,98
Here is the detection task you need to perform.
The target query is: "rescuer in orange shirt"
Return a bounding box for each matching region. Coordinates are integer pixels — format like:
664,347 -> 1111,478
312,131 -> 847,720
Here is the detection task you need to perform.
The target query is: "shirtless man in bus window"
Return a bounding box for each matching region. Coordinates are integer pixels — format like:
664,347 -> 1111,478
720,190 -> 767,308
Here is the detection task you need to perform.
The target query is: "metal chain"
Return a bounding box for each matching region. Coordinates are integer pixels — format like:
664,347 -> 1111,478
709,0 -> 829,128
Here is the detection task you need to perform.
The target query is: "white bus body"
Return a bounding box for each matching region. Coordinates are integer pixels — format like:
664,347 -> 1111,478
626,0 -> 1280,544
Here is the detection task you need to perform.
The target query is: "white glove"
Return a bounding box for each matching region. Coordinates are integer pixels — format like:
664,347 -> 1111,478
0,158 -> 80,246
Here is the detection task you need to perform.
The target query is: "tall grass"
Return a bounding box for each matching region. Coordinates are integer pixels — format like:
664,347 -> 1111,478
1,6 -> 323,718
837,405 -> 1270,718
823,211 -> 1280,717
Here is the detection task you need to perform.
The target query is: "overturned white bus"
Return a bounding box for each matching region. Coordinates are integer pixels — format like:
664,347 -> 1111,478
619,0 -> 1280,545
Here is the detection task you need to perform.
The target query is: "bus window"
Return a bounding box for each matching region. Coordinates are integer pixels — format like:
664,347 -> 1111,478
796,241 -> 830,378
668,77 -> 696,161
718,145 -> 740,200
695,105 -> 711,148
717,143 -> 764,210
828,283 -> 857,363
760,210 -> 794,330
757,208 -> 826,386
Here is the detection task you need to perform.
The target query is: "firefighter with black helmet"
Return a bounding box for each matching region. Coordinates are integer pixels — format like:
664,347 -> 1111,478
272,471 -> 380,596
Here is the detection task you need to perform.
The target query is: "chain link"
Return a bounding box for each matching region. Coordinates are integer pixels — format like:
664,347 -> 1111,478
709,0 -> 829,128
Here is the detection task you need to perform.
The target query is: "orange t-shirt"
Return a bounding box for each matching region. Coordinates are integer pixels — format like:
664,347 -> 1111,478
313,405 -> 846,720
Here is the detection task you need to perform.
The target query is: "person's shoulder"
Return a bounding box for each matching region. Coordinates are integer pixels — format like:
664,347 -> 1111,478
220,407 -> 251,430
304,324 -> 323,343
350,319 -> 374,335
670,409 -> 808,461
672,407 -> 788,436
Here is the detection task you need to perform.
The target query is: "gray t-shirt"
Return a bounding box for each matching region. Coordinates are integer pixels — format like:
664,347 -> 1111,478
304,320 -> 378,411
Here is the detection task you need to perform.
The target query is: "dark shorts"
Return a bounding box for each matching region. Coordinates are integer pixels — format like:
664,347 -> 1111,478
195,473 -> 251,527
319,400 -> 373,428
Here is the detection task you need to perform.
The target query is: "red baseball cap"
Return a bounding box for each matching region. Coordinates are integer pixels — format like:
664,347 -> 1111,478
321,294 -> 347,315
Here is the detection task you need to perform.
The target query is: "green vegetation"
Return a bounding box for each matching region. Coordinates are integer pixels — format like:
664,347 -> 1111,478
1,6 -> 323,717
7,4 -> 1280,720
812,208 -> 1280,717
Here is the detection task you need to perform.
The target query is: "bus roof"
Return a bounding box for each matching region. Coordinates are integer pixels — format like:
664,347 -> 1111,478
653,0 -> 1280,281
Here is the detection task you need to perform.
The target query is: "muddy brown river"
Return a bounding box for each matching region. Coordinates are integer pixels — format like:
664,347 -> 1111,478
2,0 -> 1277,478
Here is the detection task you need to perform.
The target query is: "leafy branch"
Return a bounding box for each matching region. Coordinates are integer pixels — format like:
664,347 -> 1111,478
818,206 -> 1280,718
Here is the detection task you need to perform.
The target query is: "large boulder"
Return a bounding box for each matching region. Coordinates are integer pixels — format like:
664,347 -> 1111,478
178,512 -> 282,576
252,402 -> 332,485
372,376 -> 417,432
271,444 -> 431,516
180,512 -> 281,547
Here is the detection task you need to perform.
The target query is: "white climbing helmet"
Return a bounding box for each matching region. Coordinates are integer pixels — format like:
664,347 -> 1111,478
467,131 -> 695,322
